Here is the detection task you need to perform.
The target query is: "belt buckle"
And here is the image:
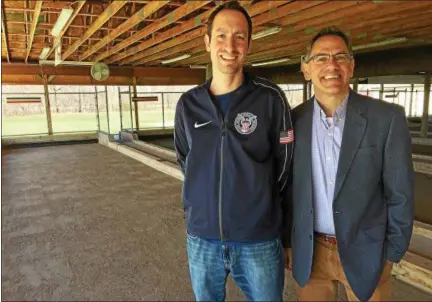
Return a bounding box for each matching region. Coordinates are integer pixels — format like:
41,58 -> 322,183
324,234 -> 336,245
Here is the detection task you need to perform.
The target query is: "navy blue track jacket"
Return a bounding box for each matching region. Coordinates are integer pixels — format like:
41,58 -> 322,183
174,73 -> 294,243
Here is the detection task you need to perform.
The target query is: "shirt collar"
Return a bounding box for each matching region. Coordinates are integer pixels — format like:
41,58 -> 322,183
313,93 -> 349,120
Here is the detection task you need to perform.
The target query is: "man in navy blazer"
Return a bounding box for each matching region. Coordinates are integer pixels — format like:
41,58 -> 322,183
283,26 -> 414,301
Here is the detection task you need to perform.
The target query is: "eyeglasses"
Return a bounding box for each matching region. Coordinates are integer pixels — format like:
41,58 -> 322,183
302,53 -> 353,64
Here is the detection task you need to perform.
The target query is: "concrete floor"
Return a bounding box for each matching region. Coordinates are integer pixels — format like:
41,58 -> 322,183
1,144 -> 431,301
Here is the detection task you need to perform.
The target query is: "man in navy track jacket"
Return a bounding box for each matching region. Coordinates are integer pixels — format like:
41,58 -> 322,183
174,2 -> 294,301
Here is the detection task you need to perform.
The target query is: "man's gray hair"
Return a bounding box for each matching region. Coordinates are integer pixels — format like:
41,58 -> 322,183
302,26 -> 353,62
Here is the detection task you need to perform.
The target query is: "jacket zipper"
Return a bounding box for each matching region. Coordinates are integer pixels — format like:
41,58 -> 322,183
219,120 -> 226,241
205,90 -> 226,241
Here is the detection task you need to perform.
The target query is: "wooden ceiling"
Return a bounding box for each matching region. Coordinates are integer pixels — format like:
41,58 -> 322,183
1,0 -> 432,68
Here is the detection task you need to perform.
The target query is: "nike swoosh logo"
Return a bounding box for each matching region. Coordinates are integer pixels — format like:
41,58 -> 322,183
194,121 -> 212,128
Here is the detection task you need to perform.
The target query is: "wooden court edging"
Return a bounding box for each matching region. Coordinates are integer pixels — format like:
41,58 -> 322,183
393,251 -> 432,295
414,221 -> 432,240
98,133 -> 183,181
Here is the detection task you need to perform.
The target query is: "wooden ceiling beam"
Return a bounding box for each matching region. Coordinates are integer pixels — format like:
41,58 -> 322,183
2,48 -> 117,58
118,0 -> 289,65
24,0 -> 29,54
128,1 -> 139,39
6,8 -> 147,21
7,33 -> 127,44
61,0 -> 127,61
1,7 -> 11,62
1,63 -> 206,85
290,1 -> 431,34
107,9 -> 213,64
243,0 -> 290,17
0,74 -> 205,86
168,1 -> 381,66
25,0 -> 42,63
113,1 -> 289,65
95,1 -> 210,63
188,13 -> 432,67
135,37 -> 203,66
7,21 -> 149,35
3,2 -> 73,10
143,0 -> 424,67
46,1 -> 86,58
248,15 -> 432,63
252,0 -> 327,27
79,1 -> 168,61
33,2 -> 72,10
5,41 -> 52,48
238,1 -> 254,8
246,9 -> 408,56
124,26 -> 207,65
339,5 -> 432,33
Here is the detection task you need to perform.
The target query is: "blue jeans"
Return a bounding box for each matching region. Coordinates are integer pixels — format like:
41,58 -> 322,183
186,233 -> 285,301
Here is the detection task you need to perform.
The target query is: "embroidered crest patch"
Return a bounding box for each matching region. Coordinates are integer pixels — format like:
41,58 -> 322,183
234,112 -> 258,135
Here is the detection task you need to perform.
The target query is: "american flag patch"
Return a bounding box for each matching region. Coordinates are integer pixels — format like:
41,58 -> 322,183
280,129 -> 294,144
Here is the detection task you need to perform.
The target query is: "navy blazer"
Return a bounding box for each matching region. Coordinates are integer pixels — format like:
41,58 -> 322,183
286,90 -> 414,301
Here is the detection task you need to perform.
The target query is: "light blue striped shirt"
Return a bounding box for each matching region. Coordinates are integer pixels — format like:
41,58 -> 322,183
312,95 -> 348,235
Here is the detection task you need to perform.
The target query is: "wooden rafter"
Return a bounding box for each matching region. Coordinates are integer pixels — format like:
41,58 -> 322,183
2,0 -> 432,67
125,26 -> 207,65
61,0 -> 127,61
79,1 -> 168,61
296,1 -> 429,34
117,0 -> 289,65
25,0 -> 42,62
8,32 -> 126,44
46,1 -> 86,58
128,0 -> 137,39
256,1 -> 431,55
190,4 -> 432,66
132,0 -> 404,67
134,37 -> 203,66
7,8 -> 160,22
108,8 -> 213,64
24,0 -> 29,52
95,0 -> 211,63
6,18 -> 183,30
150,15 -> 432,67
238,0 -> 254,7
45,2 -> 49,48
86,4 -> 91,47
1,7 -> 11,62
127,0 -> 292,66
251,1 -> 326,27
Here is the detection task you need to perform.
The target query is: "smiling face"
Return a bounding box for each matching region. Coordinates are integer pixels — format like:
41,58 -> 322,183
302,35 -> 355,101
204,9 -> 250,77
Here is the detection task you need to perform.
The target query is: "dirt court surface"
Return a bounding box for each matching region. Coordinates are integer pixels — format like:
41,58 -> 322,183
2,144 -> 431,301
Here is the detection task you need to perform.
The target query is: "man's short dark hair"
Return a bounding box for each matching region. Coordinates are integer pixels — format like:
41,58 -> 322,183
302,26 -> 353,62
207,1 -> 253,44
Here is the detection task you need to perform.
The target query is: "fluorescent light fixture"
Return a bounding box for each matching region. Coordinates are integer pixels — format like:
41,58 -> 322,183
39,47 -> 51,60
251,57 -> 290,67
189,65 -> 207,69
352,37 -> 407,51
252,26 -> 282,40
161,54 -> 191,64
50,8 -> 74,37
39,60 -> 94,66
